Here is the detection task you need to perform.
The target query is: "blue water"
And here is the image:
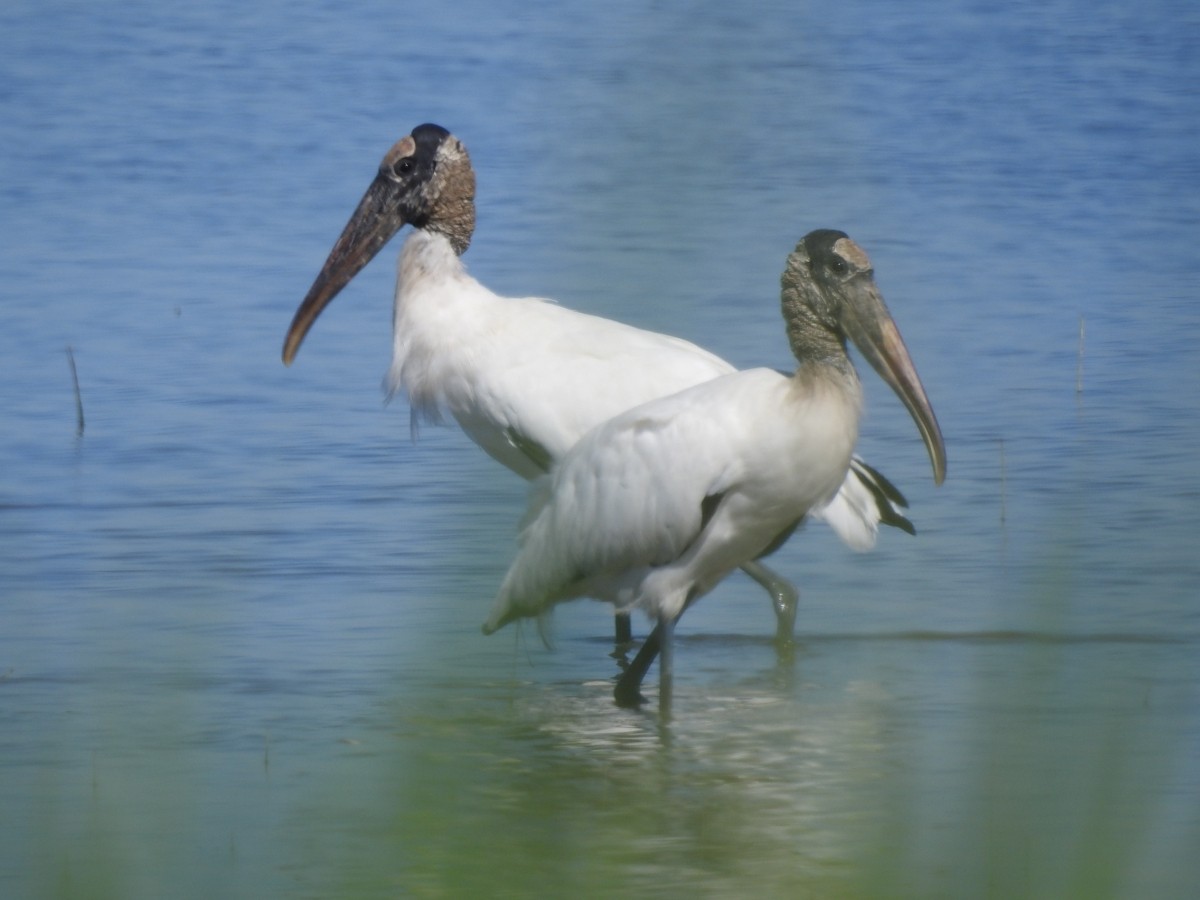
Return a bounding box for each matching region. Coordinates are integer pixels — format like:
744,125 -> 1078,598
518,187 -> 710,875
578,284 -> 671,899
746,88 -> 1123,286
2,1 -> 1198,896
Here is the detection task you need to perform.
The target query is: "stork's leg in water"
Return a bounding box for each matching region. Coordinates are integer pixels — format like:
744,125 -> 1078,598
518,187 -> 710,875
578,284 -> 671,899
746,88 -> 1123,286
613,612 -> 633,646
613,616 -> 677,713
658,614 -> 675,718
614,625 -> 660,708
612,566 -> 796,706
612,564 -> 792,652
740,560 -> 799,646
613,590 -> 696,710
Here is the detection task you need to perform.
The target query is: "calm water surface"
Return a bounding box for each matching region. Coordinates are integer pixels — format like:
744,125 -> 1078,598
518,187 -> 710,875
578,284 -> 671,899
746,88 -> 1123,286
2,0 -> 1198,896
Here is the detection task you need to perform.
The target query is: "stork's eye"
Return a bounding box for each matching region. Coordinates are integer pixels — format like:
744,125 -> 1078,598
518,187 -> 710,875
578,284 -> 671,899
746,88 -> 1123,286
829,257 -> 848,275
393,157 -> 415,177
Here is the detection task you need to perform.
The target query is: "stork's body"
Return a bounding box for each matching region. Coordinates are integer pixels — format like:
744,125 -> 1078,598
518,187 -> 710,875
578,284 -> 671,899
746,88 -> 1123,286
485,364 -> 862,628
390,230 -> 736,480
282,124 -> 914,672
483,230 -> 946,707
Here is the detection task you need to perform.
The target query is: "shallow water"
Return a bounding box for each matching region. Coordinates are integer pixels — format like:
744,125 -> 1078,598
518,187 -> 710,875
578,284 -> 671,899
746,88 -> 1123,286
2,0 -> 1198,896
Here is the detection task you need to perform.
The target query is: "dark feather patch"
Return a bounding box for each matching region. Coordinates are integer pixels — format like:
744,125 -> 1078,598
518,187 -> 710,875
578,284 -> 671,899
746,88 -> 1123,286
505,428 -> 553,474
756,518 -> 803,559
676,491 -> 727,561
850,458 -> 909,508
850,458 -> 915,535
699,492 -> 724,532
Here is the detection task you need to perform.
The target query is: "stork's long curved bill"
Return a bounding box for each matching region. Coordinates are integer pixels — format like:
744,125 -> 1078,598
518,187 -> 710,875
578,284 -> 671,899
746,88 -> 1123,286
841,279 -> 947,485
282,175 -> 408,365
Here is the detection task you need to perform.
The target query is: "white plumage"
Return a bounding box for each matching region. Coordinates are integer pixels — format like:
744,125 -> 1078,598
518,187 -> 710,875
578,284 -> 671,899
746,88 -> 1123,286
387,230 -> 735,482
485,365 -> 861,631
384,227 -> 900,552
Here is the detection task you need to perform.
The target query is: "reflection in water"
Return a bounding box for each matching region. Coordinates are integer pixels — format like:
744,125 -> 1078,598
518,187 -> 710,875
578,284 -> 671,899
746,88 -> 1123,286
303,630 -> 1196,897
378,656 -> 899,896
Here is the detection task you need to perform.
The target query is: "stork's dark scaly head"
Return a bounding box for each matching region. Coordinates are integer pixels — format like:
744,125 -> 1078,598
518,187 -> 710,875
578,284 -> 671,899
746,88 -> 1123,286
783,230 -> 946,484
282,124 -> 475,365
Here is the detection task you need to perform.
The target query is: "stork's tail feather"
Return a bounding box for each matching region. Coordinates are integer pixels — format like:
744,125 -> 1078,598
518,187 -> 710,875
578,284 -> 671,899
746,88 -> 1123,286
848,457 -> 915,535
812,456 -> 915,551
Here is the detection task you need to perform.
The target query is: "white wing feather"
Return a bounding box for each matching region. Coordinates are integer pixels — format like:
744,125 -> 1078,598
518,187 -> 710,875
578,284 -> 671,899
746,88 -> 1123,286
484,367 -> 860,632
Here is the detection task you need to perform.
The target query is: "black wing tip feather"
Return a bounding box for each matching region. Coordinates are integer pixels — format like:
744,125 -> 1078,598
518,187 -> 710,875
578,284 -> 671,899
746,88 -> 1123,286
849,458 -> 917,535
850,458 -> 909,508
881,506 -> 917,536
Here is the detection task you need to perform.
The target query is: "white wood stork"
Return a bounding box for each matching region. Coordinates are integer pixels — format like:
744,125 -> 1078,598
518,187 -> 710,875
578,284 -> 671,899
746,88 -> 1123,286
482,229 -> 945,708
281,124 -> 914,665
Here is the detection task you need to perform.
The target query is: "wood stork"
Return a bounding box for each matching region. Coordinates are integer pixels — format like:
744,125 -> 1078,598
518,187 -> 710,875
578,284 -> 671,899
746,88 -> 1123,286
281,123 -> 912,656
482,229 -> 946,708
